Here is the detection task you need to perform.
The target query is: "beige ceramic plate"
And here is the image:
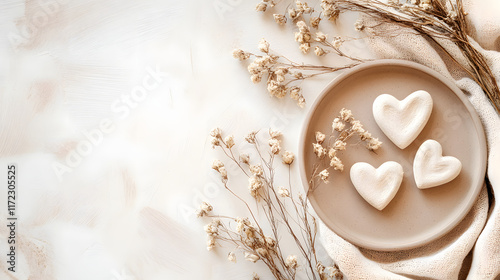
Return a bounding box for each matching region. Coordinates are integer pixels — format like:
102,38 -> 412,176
299,60 -> 486,251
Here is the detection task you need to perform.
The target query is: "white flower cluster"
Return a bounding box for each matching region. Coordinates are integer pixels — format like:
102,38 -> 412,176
321,0 -> 340,21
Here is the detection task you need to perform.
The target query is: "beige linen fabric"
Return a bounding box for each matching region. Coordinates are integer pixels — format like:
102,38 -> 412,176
320,2 -> 500,279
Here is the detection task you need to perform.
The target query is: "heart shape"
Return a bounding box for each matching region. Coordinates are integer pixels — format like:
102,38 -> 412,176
350,161 -> 404,211
414,139 -> 462,189
373,90 -> 433,149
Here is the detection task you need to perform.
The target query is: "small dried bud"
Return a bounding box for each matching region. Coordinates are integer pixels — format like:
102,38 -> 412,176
285,255 -> 298,269
232,49 -> 250,61
313,143 -> 326,158
251,73 -> 262,84
333,140 -> 347,151
245,252 -> 260,263
228,252 -> 236,263
211,137 -> 220,148
316,262 -> 326,274
351,120 -> 365,133
278,187 -> 290,197
212,159 -> 224,171
332,118 -> 345,131
339,108 -> 353,121
315,46 -> 327,56
207,236 -> 216,251
310,17 -> 321,28
299,43 -> 311,54
298,95 -> 306,108
330,156 -> 344,171
196,201 -> 213,217
269,138 -> 281,154
258,38 -> 270,53
256,2 -> 267,12
249,176 -> 264,197
245,131 -> 258,144
273,14 -> 287,25
368,138 -> 382,150
332,36 -> 343,49
252,273 -> 260,280
319,169 -> 329,183
315,32 -> 327,42
316,131 -> 326,144
240,153 -> 250,164
328,147 -> 336,158
219,167 -> 228,180
290,86 -> 301,100
210,127 -> 222,138
224,135 -> 235,148
265,236 -> 277,248
282,151 -> 295,165
250,165 -> 264,176
269,129 -> 282,139
288,8 -> 298,19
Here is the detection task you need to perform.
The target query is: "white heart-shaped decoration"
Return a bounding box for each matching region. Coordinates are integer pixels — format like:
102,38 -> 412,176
373,90 -> 433,149
350,161 -> 404,211
414,139 -> 462,189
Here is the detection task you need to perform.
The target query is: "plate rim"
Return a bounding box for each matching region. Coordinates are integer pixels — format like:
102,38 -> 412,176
298,59 -> 487,251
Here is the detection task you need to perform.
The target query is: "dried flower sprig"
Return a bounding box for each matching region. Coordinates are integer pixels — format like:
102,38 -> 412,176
233,42 -> 361,108
201,128 -> 343,280
250,0 -> 500,113
309,108 -> 382,191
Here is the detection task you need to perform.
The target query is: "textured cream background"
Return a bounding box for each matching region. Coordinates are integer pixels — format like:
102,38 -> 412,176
0,1 -> 367,279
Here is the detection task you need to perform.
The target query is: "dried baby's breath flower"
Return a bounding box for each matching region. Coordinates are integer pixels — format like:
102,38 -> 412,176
332,118 -> 345,131
290,86 -> 301,100
354,19 -> 365,31
228,252 -> 236,263
273,14 -> 287,25
256,2 -> 267,12
278,187 -> 290,197
225,135 -> 235,148
313,143 -> 326,159
232,49 -> 250,61
210,127 -> 222,138
316,262 -> 326,274
249,176 -> 264,197
265,236 -> 276,248
330,156 -> 344,171
240,153 -> 250,164
368,137 -> 383,150
269,129 -> 282,139
315,32 -> 327,42
332,36 -> 343,49
196,201 -> 213,217
285,255 -> 298,269
267,80 -> 287,98
333,140 -> 347,151
298,95 -> 306,108
328,265 -> 343,279
299,43 -> 311,54
250,165 -> 264,176
207,236 -> 216,251
258,38 -> 270,53
351,120 -> 365,133
310,16 -> 321,28
212,159 -> 224,171
219,167 -> 228,180
315,131 -> 326,144
360,131 -> 372,141
315,46 -> 327,56
245,252 -> 260,263
339,108 -> 353,121
204,222 -> 218,236
269,138 -> 281,154
282,151 -> 295,165
211,137 -> 220,148
319,169 -> 329,183
328,147 -> 336,158
252,273 -> 260,280
288,8 -> 299,20
245,131 -> 257,144
321,0 -> 339,21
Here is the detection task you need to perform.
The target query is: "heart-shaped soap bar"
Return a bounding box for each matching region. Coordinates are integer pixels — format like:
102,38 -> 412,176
373,90 -> 433,149
413,139 -> 462,189
350,161 -> 404,211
